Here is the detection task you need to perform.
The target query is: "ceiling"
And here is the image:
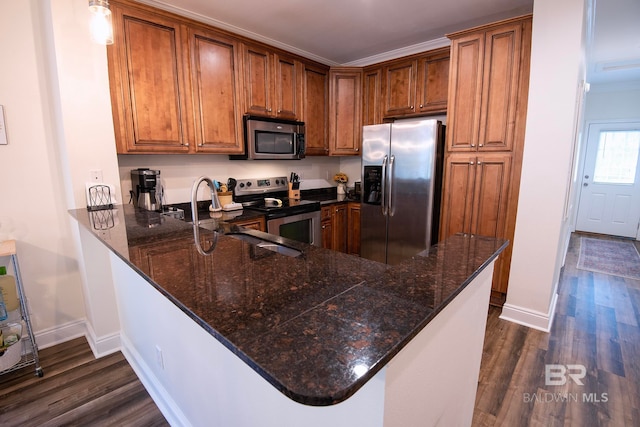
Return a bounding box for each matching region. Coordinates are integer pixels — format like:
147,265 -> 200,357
588,0 -> 640,84
139,0 -> 640,84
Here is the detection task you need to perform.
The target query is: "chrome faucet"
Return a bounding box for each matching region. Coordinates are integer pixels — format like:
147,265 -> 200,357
191,176 -> 222,225
191,176 -> 222,256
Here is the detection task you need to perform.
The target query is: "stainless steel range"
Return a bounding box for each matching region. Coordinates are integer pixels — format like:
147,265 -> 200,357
233,176 -> 321,247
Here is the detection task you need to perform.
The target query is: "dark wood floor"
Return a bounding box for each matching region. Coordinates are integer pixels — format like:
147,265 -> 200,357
474,232 -> 640,426
1,232 -> 637,426
0,337 -> 168,426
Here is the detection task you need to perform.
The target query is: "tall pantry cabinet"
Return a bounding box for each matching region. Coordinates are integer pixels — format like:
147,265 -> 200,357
440,15 -> 532,306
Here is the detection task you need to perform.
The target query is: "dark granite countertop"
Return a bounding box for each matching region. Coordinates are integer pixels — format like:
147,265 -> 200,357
300,187 -> 360,205
69,204 -> 507,406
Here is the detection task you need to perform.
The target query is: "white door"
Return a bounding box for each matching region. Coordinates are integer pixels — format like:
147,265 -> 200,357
576,122 -> 640,237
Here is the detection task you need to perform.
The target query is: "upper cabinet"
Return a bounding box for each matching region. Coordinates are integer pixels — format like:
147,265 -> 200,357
108,1 -> 245,154
188,27 -> 244,154
382,58 -> 418,117
242,43 -> 303,120
379,48 -> 450,120
447,21 -> 525,152
108,5 -> 192,153
362,66 -> 382,126
329,68 -> 362,156
302,62 -> 330,155
415,49 -> 450,114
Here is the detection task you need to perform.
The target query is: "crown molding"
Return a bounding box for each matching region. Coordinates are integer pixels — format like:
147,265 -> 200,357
343,38 -> 451,67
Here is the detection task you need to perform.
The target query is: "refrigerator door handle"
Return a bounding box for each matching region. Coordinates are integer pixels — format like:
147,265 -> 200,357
381,155 -> 388,215
388,155 -> 396,216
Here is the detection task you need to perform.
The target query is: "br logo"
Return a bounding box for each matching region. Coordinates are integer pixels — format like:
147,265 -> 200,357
545,364 -> 586,386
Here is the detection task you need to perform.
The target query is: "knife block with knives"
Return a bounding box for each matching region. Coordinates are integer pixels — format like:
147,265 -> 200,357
289,172 -> 301,200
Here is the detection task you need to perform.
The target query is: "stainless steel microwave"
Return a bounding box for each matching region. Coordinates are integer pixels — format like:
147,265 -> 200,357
230,115 -> 305,160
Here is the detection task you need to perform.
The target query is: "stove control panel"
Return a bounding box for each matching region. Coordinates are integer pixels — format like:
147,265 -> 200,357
235,176 -> 289,196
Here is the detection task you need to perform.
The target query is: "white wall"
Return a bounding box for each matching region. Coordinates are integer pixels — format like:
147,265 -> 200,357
501,0 -> 587,331
0,0 -> 88,348
584,81 -> 640,122
118,155 -> 359,205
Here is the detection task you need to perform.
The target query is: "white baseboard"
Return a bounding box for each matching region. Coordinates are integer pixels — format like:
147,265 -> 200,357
33,318 -> 121,358
119,334 -> 191,427
500,292 -> 558,332
33,318 -> 88,350
84,321 -> 121,358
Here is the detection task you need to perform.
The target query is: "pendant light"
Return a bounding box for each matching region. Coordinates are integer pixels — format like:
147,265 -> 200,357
88,0 -> 114,45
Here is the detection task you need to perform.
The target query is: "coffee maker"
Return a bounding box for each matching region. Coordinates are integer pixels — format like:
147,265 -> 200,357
131,168 -> 162,211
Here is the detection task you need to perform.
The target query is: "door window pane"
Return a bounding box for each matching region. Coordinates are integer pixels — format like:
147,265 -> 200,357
593,130 -> 640,184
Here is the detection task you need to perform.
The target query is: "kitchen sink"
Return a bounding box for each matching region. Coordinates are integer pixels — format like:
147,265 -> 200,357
229,234 -> 303,257
189,218 -> 304,258
226,231 -> 303,258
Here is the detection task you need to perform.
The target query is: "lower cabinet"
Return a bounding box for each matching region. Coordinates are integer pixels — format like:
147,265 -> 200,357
347,203 -> 361,256
321,203 -> 348,252
439,153 -> 513,305
230,216 -> 266,231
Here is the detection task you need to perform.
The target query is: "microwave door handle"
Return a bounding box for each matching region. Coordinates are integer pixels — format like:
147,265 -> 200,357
381,155 -> 388,216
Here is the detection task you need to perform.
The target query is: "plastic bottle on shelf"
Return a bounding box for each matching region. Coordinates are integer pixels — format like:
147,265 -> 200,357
0,266 -> 19,312
0,291 -> 7,321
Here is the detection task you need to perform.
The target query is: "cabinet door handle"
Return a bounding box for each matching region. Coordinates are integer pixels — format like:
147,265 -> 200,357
419,104 -> 424,108
184,143 -> 190,147
470,143 -> 475,147
479,143 -> 484,147
410,105 -> 414,110
477,161 -> 482,165
198,143 -> 204,147
470,161 -> 475,165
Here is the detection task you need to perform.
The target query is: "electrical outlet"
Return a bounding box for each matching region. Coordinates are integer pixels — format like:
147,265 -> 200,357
155,345 -> 164,369
90,169 -> 103,182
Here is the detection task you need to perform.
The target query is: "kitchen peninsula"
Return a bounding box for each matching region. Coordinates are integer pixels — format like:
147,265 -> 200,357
70,205 -> 506,426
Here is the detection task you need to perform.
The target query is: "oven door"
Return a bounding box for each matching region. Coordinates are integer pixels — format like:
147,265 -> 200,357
267,211 -> 321,247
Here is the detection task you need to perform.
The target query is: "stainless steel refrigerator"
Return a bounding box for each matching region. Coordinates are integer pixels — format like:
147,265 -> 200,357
360,119 -> 444,264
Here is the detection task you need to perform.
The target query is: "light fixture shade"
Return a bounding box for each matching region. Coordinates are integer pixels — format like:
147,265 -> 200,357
89,0 -> 114,45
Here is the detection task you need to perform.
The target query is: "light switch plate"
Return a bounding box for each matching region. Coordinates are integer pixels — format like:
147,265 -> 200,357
0,105 -> 7,145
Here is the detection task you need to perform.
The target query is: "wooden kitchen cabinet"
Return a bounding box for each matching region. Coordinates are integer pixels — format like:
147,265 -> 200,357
415,49 -> 450,114
321,206 -> 333,250
447,20 -> 526,152
441,15 -> 532,305
321,203 -> 348,252
302,62 -> 330,155
362,66 -> 383,126
382,58 -> 417,117
108,4 -> 192,153
230,216 -> 266,232
380,48 -> 450,119
440,154 -> 511,239
243,43 -> 303,120
329,68 -> 362,156
188,26 -> 244,154
347,202 -> 361,255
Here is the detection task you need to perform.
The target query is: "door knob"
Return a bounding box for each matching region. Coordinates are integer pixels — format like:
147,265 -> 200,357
583,183 -> 588,187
